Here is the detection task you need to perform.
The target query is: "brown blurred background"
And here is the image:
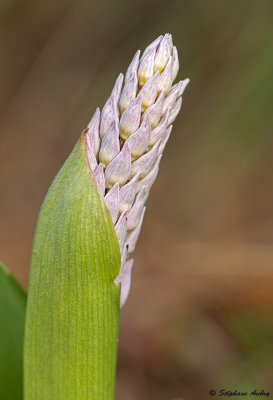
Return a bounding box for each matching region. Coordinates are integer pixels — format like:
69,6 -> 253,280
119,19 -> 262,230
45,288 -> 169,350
1,0 -> 273,399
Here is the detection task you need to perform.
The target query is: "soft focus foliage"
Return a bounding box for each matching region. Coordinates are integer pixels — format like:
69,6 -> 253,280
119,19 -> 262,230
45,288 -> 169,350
0,1 -> 273,399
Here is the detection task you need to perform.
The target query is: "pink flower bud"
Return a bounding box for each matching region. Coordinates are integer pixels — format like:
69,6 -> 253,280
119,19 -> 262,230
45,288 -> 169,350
154,34 -> 171,72
111,73 -> 124,114
125,50 -> 140,83
87,108 -> 101,159
99,121 -> 120,167
119,95 -> 142,140
127,187 -> 147,230
105,142 -> 131,188
86,134 -> 98,172
104,183 -> 119,224
172,46 -> 179,82
130,140 -> 161,179
93,163 -> 105,196
141,35 -> 163,61
114,210 -> 128,251
127,207 -> 146,254
158,56 -> 174,94
138,71 -> 160,110
125,114 -> 151,159
119,72 -> 138,113
159,126 -> 173,154
168,97 -> 182,125
137,48 -> 156,87
149,109 -> 170,146
119,173 -> 140,214
142,90 -> 165,129
100,94 -> 119,139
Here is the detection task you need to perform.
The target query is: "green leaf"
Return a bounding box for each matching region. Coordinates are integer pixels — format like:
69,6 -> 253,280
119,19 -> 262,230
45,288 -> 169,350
0,261 -> 26,400
24,133 -> 121,400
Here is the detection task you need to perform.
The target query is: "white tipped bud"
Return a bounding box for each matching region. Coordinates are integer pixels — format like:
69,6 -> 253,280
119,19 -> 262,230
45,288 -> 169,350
87,108 -> 101,159
154,34 -> 171,72
93,163 -> 105,196
99,122 -> 120,167
138,71 -> 160,110
115,243 -> 129,285
114,210 -> 128,251
159,126 -> 172,154
137,48 -> 156,87
105,142 -> 131,188
141,35 -> 163,61
158,56 -> 174,94
167,33 -> 173,48
119,173 -> 140,214
119,95 -> 142,140
142,90 -> 165,129
127,187 -> 147,230
163,81 -> 182,114
127,207 -> 146,253
86,133 -> 98,172
112,73 -> 124,113
125,50 -> 140,83
118,259 -> 134,308
172,46 -> 179,82
100,94 -> 119,139
178,78 -> 190,97
119,72 -> 138,113
136,156 -> 161,192
149,109 -> 169,146
104,183 -> 119,224
130,140 -> 161,179
125,114 -> 151,159
168,97 -> 182,125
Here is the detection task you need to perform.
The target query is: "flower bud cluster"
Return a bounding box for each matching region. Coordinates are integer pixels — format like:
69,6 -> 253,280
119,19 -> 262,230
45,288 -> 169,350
85,34 -> 189,306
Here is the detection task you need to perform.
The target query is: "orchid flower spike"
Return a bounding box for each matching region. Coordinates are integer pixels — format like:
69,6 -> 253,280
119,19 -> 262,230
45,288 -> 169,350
85,33 -> 189,307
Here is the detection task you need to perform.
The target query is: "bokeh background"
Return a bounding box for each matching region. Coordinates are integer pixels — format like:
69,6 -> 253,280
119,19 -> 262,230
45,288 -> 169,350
1,0 -> 273,399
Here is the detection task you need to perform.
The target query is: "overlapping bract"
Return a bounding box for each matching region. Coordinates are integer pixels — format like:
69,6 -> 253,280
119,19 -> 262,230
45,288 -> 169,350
85,34 -> 189,306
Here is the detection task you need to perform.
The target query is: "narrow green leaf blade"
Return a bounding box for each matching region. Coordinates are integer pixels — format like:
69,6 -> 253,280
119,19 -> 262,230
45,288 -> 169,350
24,133 -> 121,400
0,261 -> 26,400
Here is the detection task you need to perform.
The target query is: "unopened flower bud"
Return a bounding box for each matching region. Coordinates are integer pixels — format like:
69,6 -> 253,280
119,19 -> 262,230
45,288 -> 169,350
99,122 -> 120,167
114,210 -> 128,251
119,95 -> 142,140
149,109 -> 169,146
125,114 -> 151,159
168,97 -> 182,125
137,48 -> 156,87
172,46 -> 179,82
130,140 -> 161,179
93,163 -> 105,196
142,90 -> 165,129
127,187 -> 147,230
125,50 -> 140,83
138,71 -> 160,110
119,173 -> 140,214
100,94 -> 119,139
84,34 -> 189,307
158,56 -> 173,94
127,207 -> 146,253
105,142 -> 131,188
141,35 -> 162,61
154,34 -> 171,72
87,108 -> 101,159
119,72 -> 138,113
104,183 -> 119,224
111,73 -> 124,114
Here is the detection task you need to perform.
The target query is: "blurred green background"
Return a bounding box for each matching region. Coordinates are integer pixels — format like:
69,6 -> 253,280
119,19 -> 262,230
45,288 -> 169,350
1,0 -> 273,399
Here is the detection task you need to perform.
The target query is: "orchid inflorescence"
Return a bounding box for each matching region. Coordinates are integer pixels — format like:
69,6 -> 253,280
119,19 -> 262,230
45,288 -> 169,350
85,34 -> 189,306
